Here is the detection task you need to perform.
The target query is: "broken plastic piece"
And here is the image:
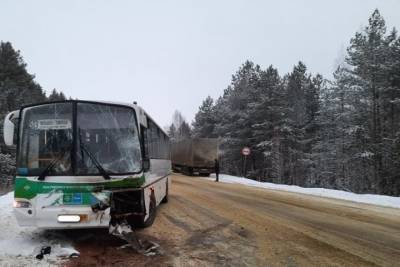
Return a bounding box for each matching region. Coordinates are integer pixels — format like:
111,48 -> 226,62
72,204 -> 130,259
35,246 -> 51,260
70,252 -> 80,258
109,220 -> 161,256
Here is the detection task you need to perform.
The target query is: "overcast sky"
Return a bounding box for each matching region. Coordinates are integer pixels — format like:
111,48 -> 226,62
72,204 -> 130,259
1,0 -> 400,127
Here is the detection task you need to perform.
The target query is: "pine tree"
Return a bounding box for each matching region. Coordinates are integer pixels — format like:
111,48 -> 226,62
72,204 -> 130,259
284,62 -> 310,185
251,66 -> 285,182
48,88 -> 67,101
345,9 -> 400,194
219,61 -> 262,176
314,67 -> 356,190
192,96 -> 215,138
0,42 -> 46,112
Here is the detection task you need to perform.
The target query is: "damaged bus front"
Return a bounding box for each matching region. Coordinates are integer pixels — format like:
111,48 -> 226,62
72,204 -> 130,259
3,100 -> 170,229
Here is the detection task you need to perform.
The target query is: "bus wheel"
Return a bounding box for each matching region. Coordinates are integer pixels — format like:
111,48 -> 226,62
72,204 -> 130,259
129,192 -> 156,228
143,192 -> 157,227
162,180 -> 169,204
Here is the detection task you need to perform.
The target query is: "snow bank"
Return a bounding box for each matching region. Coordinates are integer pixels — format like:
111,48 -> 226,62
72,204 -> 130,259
0,192 -> 79,266
209,174 -> 400,209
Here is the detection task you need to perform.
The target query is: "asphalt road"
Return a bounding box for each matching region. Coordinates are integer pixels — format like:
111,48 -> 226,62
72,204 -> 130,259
68,173 -> 400,267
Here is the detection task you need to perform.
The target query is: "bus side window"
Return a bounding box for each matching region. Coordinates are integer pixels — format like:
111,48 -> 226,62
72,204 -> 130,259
164,134 -> 170,159
161,133 -> 166,159
156,128 -> 160,158
159,130 -> 163,159
145,119 -> 170,160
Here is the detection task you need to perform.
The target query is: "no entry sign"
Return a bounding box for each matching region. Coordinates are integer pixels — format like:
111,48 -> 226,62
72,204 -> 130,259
242,147 -> 251,156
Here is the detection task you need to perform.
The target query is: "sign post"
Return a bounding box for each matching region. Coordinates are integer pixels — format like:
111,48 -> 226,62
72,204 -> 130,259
241,147 -> 251,177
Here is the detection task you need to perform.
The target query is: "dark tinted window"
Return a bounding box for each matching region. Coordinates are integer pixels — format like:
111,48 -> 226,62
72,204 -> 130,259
144,118 -> 170,159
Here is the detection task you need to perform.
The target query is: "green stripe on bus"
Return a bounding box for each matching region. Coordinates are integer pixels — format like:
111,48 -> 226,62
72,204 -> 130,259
14,175 -> 145,200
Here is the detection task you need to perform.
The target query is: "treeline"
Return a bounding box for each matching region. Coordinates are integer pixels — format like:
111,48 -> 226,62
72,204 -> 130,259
192,10 -> 400,195
0,41 -> 67,182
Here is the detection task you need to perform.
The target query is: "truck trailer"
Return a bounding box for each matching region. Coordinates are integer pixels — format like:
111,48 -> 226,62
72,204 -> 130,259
171,138 -> 218,176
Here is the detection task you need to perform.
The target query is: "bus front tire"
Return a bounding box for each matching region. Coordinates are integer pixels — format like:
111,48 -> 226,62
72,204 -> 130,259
161,180 -> 169,204
128,192 -> 156,228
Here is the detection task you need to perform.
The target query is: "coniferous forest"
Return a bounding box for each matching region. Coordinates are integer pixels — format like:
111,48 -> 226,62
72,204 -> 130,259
191,10 -> 400,195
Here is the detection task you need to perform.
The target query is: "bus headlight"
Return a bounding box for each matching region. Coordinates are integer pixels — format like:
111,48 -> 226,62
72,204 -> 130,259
13,200 -> 32,208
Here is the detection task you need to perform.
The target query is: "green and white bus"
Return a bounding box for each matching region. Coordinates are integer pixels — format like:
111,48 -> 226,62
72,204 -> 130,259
3,100 -> 171,229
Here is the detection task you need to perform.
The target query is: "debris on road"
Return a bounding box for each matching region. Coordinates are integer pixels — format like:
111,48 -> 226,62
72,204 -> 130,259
109,219 -> 162,256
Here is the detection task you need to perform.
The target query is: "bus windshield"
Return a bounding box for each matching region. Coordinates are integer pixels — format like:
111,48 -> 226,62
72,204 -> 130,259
17,102 -> 142,176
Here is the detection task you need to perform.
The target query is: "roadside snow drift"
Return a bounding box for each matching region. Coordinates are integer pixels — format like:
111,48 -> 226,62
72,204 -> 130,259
0,192 -> 79,266
209,174 -> 400,209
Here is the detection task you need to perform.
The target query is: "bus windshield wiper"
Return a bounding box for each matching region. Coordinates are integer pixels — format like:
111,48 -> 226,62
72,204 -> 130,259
38,150 -> 68,181
79,129 -> 111,180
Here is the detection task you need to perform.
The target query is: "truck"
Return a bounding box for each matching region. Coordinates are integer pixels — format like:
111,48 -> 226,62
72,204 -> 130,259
171,138 -> 218,176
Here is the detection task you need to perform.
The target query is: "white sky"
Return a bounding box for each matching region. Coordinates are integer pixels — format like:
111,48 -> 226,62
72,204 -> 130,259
1,0 -> 400,127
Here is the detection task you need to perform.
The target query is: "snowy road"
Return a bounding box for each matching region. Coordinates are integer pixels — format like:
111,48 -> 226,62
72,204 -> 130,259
67,173 -> 400,267
0,192 -> 79,267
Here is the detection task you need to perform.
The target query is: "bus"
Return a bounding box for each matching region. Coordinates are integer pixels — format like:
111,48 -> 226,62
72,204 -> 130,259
3,100 -> 171,229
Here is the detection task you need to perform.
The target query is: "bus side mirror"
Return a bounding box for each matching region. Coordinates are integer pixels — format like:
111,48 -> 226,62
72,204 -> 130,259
3,110 -> 19,146
143,158 -> 150,172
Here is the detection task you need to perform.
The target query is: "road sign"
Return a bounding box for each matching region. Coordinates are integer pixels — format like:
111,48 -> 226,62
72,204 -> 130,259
242,147 -> 251,156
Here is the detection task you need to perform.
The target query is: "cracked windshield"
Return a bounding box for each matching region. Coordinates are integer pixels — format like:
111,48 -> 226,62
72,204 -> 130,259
76,102 -> 141,174
17,102 -> 141,176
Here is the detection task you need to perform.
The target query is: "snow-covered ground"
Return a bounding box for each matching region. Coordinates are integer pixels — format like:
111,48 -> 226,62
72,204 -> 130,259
209,174 -> 400,209
0,192 -> 79,266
